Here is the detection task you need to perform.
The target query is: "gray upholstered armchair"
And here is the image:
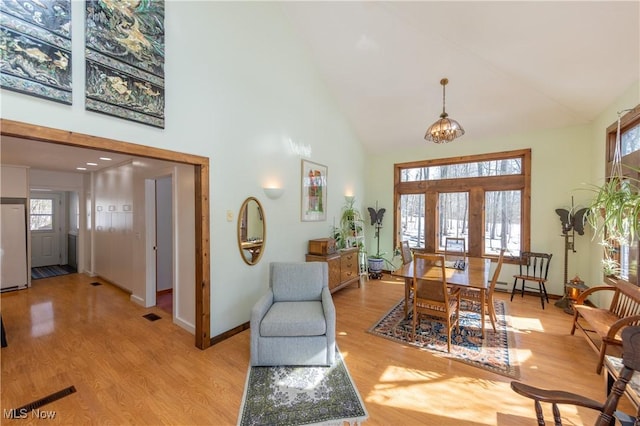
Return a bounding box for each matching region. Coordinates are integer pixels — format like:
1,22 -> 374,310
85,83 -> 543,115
250,262 -> 336,366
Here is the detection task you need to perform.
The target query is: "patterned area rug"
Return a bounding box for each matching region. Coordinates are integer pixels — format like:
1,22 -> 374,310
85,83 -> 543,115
238,350 -> 368,426
31,265 -> 76,280
368,298 -> 519,379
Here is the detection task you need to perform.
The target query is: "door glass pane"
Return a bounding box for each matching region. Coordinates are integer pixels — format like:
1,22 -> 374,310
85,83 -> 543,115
485,190 -> 521,256
400,194 -> 425,248
31,199 -> 52,214
30,199 -> 53,230
438,192 -> 468,250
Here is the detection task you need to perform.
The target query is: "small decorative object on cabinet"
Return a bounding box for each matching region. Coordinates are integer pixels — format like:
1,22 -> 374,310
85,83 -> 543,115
308,238 -> 336,256
306,247 -> 360,293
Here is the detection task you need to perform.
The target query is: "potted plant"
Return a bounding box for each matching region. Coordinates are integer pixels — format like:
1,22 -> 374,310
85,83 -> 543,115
339,196 -> 364,249
586,167 -> 640,276
366,203 -> 394,278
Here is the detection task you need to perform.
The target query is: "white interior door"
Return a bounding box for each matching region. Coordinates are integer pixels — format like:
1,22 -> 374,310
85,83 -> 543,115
30,193 -> 61,267
156,176 -> 173,293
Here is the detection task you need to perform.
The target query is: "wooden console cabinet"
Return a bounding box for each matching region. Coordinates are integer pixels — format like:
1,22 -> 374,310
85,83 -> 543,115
306,247 -> 360,293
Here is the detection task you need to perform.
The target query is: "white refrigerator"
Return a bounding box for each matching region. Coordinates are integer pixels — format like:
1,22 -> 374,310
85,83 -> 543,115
1,203 -> 28,291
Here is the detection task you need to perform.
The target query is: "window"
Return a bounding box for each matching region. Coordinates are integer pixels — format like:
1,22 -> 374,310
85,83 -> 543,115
605,106 -> 640,285
399,193 -> 425,248
394,149 -> 530,259
400,158 -> 522,182
485,190 -> 521,255
437,192 -> 468,250
30,198 -> 54,231
621,122 -> 640,156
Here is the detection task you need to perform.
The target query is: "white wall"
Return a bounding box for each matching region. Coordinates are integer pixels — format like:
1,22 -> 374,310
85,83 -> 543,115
69,191 -> 79,232
1,165 -> 29,197
94,162 -> 134,290
0,2 -> 365,337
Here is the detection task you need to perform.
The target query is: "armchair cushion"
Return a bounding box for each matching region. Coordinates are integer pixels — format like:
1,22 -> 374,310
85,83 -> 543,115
260,301 -> 327,337
271,262 -> 325,302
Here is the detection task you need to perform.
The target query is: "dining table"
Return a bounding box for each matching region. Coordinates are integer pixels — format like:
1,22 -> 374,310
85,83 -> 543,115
391,256 -> 492,338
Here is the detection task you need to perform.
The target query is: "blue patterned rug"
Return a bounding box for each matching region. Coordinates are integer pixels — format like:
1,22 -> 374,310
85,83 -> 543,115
238,350 -> 368,426
368,299 -> 519,379
31,265 -> 76,280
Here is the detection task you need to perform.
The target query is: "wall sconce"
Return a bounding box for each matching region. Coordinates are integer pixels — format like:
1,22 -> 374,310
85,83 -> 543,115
344,195 -> 355,204
263,187 -> 284,200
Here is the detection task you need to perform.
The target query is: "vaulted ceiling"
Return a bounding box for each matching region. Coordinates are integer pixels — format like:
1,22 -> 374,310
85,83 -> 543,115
281,1 -> 640,153
2,2 -> 639,172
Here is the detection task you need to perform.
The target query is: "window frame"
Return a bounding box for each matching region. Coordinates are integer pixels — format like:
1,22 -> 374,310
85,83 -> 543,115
393,148 -> 531,260
604,105 -> 640,286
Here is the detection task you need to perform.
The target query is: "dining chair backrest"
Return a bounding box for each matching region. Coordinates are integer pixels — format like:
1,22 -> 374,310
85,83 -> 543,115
411,252 -> 461,353
444,237 -> 466,266
401,241 -> 412,265
413,253 -> 448,303
444,237 -> 466,254
488,249 -> 506,294
518,251 -> 552,281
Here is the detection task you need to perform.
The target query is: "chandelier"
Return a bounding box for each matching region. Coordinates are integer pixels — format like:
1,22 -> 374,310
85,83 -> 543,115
424,78 -> 465,144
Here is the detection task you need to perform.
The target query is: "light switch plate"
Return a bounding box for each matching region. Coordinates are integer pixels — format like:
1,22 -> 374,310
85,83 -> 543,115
226,210 -> 233,222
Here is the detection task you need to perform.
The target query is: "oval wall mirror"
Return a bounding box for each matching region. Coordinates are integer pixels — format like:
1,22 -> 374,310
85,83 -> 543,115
237,197 -> 266,265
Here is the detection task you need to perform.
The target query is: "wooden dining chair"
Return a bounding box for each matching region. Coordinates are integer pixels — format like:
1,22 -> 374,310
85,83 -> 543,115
400,240 -> 412,265
444,237 -> 466,268
511,251 -> 553,309
460,249 -> 505,332
412,253 -> 461,352
511,325 -> 640,426
444,237 -> 466,255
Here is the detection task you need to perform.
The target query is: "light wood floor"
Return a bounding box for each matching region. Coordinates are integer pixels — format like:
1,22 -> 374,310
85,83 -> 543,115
0,272 -> 634,425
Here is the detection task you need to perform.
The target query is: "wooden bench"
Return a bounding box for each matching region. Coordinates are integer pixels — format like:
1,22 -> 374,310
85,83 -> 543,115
570,278 -> 640,374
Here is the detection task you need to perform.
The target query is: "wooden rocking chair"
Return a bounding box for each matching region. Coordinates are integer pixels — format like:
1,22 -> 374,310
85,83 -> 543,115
511,326 -> 640,425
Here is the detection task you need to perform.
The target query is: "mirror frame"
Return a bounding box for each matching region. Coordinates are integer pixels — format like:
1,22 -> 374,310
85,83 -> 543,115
237,196 -> 266,265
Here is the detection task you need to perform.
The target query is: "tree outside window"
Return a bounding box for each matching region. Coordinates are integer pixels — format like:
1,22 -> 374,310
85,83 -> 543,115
394,149 -> 530,259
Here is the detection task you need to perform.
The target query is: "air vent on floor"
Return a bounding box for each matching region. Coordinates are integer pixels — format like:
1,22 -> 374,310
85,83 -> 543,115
13,386 -> 76,414
90,282 -> 101,286
143,313 -> 161,321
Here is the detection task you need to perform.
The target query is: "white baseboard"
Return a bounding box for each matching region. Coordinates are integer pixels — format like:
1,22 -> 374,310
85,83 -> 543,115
130,294 -> 147,306
174,315 -> 195,334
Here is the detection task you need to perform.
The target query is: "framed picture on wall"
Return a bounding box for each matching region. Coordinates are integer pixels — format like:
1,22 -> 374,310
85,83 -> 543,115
0,0 -> 73,104
301,160 -> 327,222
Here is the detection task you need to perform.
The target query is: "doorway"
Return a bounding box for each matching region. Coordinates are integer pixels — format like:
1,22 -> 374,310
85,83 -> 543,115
1,119 -> 211,349
155,175 -> 173,315
30,193 -> 62,267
